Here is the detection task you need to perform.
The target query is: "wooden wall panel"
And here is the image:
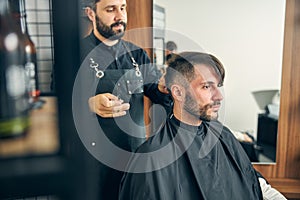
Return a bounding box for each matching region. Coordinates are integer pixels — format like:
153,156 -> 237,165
125,0 -> 153,57
125,0 -> 153,137
284,0 -> 300,179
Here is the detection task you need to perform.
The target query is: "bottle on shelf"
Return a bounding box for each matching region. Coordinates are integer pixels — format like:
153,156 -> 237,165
0,0 -> 30,138
10,0 -> 40,104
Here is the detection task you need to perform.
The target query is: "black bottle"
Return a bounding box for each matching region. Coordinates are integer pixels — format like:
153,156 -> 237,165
0,0 -> 30,138
10,0 -> 40,103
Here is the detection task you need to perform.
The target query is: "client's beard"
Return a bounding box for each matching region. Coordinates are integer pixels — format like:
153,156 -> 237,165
184,93 -> 221,121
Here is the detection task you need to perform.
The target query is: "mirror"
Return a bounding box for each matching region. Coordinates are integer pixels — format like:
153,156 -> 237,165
153,0 -> 286,163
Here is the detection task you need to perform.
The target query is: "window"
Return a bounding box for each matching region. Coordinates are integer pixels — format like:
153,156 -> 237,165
25,0 -> 54,95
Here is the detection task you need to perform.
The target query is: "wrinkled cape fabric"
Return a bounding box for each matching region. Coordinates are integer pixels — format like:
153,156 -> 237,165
119,114 -> 263,200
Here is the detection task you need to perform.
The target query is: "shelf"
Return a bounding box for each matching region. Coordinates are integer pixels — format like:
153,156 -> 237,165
268,178 -> 300,199
0,97 -> 59,158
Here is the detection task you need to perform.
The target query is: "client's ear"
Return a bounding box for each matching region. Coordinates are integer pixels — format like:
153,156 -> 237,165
171,85 -> 184,101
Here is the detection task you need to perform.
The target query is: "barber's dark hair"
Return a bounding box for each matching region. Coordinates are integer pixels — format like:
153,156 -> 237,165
81,0 -> 101,11
165,52 -> 225,89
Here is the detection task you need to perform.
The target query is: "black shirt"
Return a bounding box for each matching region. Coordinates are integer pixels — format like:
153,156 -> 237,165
79,32 -> 172,151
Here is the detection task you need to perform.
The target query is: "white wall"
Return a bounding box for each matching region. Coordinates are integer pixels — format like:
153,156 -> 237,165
155,0 -> 286,137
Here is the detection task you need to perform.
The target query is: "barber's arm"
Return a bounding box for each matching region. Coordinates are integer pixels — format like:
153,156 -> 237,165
142,66 -> 173,113
88,93 -> 130,118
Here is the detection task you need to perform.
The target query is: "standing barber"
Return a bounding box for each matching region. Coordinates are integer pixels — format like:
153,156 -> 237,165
77,0 -> 172,199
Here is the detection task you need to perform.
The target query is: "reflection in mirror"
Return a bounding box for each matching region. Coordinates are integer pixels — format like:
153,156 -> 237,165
154,0 -> 286,163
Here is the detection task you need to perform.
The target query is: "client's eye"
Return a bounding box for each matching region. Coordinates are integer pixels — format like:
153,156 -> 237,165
202,84 -> 210,90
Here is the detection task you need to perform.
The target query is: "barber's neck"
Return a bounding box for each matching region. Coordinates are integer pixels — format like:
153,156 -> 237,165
93,30 -> 119,46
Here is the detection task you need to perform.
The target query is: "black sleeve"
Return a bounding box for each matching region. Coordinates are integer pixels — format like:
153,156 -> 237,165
144,81 -> 173,114
255,170 -> 269,184
137,50 -> 173,113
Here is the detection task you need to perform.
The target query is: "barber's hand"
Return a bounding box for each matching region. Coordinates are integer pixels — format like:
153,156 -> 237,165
88,93 -> 130,118
158,75 -> 169,94
243,133 -> 253,143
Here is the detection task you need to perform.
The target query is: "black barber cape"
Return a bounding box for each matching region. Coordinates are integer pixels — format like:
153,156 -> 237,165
119,114 -> 263,200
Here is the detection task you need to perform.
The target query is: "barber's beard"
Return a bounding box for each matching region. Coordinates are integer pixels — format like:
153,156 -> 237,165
184,92 -> 220,121
95,15 -> 127,40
